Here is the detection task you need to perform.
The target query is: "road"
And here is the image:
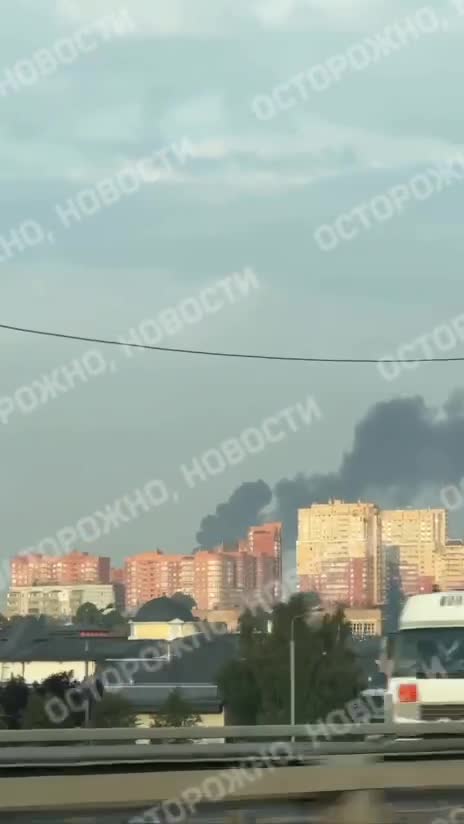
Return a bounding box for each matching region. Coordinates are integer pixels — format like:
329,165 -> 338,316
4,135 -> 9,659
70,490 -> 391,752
1,791 -> 463,823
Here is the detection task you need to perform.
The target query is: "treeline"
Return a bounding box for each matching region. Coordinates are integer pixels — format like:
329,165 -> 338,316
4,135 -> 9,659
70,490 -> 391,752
217,593 -> 365,724
0,672 -> 135,729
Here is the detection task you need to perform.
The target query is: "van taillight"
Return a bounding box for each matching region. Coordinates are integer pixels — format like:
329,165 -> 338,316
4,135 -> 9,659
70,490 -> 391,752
398,683 -> 418,703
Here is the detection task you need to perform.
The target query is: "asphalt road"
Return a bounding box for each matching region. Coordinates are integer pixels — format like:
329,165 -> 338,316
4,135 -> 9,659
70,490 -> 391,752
2,791 -> 464,824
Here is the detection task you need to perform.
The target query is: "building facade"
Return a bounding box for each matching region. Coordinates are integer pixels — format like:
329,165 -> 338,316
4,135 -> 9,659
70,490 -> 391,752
124,552 -> 195,613
381,508 -> 448,596
193,550 -> 237,610
6,584 -> 115,619
297,502 -> 460,606
125,523 -> 283,614
297,500 -> 382,606
10,551 -> 111,587
344,607 -> 382,637
435,540 -> 464,591
248,522 -> 282,598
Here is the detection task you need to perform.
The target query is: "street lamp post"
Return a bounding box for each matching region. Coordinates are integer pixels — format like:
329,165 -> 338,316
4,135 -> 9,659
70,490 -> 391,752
290,613 -> 307,732
290,605 -> 324,737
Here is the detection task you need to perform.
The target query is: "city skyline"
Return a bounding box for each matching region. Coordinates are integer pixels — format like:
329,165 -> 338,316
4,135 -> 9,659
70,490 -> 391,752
6,498 -> 464,616
5,522 -> 283,616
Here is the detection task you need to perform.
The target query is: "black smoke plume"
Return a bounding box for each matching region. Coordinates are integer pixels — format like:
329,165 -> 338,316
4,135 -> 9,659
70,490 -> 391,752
195,480 -> 272,547
195,392 -> 464,549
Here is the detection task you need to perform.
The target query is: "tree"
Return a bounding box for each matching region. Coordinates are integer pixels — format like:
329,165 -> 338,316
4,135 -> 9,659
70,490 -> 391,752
0,676 -> 30,729
22,692 -> 76,730
31,671 -> 86,728
92,693 -> 137,728
101,609 -> 129,634
14,671 -> 133,730
383,546 -> 405,634
38,671 -> 78,700
217,659 -> 261,724
73,602 -> 107,626
217,595 -> 364,725
73,602 -> 128,634
152,689 -> 201,729
172,592 -> 197,612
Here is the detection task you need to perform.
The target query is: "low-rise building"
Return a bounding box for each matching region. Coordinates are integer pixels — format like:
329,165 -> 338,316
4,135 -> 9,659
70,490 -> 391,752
6,583 -> 115,619
193,608 -> 241,632
128,596 -> 202,641
0,617 -> 238,729
344,607 -> 382,637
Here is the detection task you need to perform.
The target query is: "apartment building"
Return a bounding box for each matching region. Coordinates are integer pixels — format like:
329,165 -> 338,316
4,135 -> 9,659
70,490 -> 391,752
124,552 -> 194,613
297,500 -> 382,606
11,551 -> 111,587
193,550 -> 238,611
124,521 -> 283,614
381,508 -> 448,595
248,522 -> 282,598
110,567 -> 126,611
7,584 -> 115,619
435,541 -> 464,591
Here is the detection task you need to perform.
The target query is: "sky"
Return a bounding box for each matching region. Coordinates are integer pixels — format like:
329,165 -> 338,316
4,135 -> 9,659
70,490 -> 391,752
2,0 -> 464,582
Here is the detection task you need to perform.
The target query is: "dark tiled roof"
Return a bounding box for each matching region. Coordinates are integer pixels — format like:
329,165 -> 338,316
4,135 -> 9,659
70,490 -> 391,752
0,634 -> 162,663
0,622 -> 240,686
103,634 -> 238,713
106,683 -> 222,713
101,634 -> 239,687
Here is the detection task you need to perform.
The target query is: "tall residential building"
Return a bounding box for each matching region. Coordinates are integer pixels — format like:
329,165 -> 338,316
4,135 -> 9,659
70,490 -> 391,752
10,551 -> 111,588
435,541 -> 464,591
381,508 -> 448,595
297,500 -> 382,606
110,567 -> 126,611
248,522 -> 282,598
6,584 -> 115,619
124,552 -> 195,613
193,549 -> 237,611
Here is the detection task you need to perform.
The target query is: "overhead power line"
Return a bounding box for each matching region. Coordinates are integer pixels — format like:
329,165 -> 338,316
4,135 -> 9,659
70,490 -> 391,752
0,322 -> 463,364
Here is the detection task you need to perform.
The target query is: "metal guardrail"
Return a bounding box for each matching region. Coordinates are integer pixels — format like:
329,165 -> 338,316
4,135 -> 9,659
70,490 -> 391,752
2,736 -> 464,768
2,720 -> 464,743
1,758 -> 464,814
1,724 -> 464,815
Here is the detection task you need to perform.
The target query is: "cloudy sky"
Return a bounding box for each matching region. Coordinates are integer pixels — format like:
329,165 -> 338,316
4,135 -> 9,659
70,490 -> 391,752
2,0 -> 464,582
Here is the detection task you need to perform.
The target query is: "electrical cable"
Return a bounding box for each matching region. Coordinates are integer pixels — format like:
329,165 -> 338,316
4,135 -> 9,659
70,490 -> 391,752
0,322 -> 463,364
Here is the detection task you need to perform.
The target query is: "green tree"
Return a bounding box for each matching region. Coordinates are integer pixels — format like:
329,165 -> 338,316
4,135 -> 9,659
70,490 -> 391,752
73,602 -> 107,626
171,592 -> 197,612
22,692 -> 76,729
0,676 -> 30,729
217,659 -> 261,724
101,609 -> 129,634
73,602 -> 128,634
28,671 -> 85,729
218,595 -> 364,725
152,689 -> 201,728
92,693 -> 137,727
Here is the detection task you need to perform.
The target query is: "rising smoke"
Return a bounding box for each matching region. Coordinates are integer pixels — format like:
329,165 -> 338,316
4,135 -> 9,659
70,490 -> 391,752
195,392 -> 464,549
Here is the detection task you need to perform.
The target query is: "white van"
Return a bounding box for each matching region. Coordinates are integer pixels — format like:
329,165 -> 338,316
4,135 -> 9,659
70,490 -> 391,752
385,591 -> 464,724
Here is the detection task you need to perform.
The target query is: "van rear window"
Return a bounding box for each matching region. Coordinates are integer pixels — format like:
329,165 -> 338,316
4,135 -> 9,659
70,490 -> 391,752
440,595 -> 464,606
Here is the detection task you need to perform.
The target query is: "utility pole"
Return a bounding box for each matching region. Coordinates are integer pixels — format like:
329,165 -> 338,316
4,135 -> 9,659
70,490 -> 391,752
290,612 -> 307,738
290,606 -> 322,739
